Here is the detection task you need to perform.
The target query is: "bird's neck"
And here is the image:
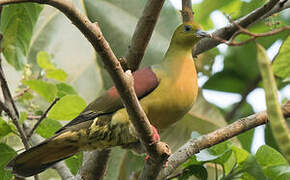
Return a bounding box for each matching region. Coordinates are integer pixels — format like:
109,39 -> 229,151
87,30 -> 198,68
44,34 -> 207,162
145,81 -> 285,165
162,44 -> 195,78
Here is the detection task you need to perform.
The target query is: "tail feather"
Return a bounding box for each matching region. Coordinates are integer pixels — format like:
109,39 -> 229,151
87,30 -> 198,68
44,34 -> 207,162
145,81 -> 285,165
6,132 -> 79,177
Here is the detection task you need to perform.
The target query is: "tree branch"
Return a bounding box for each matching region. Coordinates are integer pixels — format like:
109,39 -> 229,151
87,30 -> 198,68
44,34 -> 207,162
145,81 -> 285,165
26,97 -> 60,140
0,38 -> 29,150
158,101 -> 290,179
0,0 -> 170,179
181,0 -> 193,23
75,150 -> 111,180
125,0 -> 165,70
194,0 -> 287,55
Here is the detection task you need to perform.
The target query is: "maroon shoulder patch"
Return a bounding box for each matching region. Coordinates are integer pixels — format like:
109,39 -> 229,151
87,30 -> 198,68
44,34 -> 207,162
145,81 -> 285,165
132,67 -> 159,98
107,67 -> 159,99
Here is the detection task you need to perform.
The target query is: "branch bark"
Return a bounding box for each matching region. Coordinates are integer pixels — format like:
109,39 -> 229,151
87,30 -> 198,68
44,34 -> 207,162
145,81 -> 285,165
181,0 -> 193,23
194,0 -> 288,56
125,0 -> 165,70
158,101 -> 290,179
27,97 -> 60,140
0,37 -> 29,150
75,150 -> 111,180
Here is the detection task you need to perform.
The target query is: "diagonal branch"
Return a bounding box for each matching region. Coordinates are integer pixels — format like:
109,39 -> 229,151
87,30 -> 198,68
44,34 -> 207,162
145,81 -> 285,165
194,0 -> 287,55
125,0 -> 165,71
158,101 -> 290,179
0,40 -> 29,150
26,97 -> 60,140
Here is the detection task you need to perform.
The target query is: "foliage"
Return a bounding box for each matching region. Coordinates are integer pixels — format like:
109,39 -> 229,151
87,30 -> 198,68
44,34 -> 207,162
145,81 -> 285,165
0,0 -> 289,179
179,141 -> 289,180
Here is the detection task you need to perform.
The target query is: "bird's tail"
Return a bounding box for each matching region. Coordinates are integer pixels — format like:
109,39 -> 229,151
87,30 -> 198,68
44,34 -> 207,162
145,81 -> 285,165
6,131 -> 80,177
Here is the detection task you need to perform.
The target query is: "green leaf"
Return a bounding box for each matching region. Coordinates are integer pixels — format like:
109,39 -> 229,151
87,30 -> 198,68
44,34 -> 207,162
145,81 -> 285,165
265,124 -> 280,152
0,118 -> 12,139
231,155 -> 266,180
19,112 -> 28,125
232,146 -> 250,164
203,71 -> 246,93
46,69 -> 68,82
35,118 -> 62,138
56,83 -> 77,98
104,147 -> 126,180
27,5 -> 103,102
36,51 -> 55,69
178,165 -> 208,180
0,3 -> 42,70
23,80 -> 57,102
192,0 -> 231,30
48,95 -> 86,120
237,128 -> 254,153
65,153 -> 83,175
37,51 -> 68,81
256,145 -> 288,168
264,165 -> 290,179
117,150 -> 144,179
196,142 -> 232,165
0,143 -> 17,180
273,36 -> 290,79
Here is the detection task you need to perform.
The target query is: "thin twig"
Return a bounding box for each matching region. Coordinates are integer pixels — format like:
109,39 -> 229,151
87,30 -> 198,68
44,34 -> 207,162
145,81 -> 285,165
194,0 -> 285,55
13,87 -> 30,99
27,115 -> 41,120
26,97 -> 60,140
211,25 -> 290,46
0,34 -> 36,179
158,101 -> 290,179
0,48 -> 29,150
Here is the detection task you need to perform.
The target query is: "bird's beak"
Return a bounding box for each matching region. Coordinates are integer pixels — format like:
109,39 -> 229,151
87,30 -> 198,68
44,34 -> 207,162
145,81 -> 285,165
195,30 -> 211,38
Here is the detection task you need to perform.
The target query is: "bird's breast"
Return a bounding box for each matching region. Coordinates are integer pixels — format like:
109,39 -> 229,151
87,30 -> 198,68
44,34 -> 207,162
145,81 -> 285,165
142,58 -> 198,129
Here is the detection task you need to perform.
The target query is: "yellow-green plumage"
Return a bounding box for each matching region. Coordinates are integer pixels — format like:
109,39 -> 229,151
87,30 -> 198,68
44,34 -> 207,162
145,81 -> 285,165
6,22 -> 210,177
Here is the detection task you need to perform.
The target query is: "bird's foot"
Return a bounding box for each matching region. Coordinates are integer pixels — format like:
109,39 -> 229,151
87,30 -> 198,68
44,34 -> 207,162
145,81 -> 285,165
145,125 -> 168,166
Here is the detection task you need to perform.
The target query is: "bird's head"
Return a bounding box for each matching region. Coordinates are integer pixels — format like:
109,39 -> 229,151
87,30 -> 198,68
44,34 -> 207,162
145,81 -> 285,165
171,23 -> 211,48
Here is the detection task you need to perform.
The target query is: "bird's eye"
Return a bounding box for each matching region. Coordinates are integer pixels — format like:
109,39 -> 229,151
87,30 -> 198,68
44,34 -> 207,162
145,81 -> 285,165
184,25 -> 191,32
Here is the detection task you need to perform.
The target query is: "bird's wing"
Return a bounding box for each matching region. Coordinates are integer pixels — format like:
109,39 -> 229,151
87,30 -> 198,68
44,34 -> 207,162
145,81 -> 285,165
56,67 -> 159,133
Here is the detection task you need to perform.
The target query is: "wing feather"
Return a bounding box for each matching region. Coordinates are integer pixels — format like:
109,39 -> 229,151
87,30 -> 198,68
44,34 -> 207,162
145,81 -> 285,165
56,67 -> 159,133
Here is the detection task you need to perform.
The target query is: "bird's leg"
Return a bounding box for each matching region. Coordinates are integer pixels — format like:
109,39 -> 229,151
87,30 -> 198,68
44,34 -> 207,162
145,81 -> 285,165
144,125 -> 168,167
145,125 -> 160,160
150,125 -> 160,145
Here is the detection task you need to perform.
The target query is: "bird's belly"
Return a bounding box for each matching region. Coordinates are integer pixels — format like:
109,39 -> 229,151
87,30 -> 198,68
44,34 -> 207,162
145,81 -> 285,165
143,78 -> 197,129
